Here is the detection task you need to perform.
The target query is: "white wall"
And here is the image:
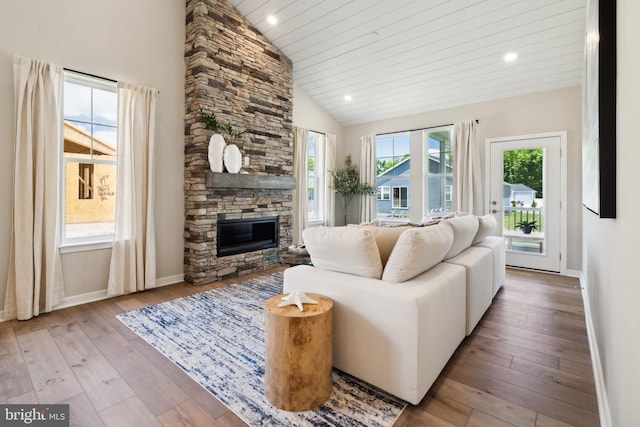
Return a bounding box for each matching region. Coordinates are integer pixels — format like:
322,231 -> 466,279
343,86 -> 582,272
293,84 -> 344,141
0,0 -> 185,311
582,0 -> 640,424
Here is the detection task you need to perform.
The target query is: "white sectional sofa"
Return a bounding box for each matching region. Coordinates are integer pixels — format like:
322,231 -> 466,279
282,214 -> 505,405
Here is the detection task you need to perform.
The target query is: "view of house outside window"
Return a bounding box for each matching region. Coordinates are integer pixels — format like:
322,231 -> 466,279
425,128 -> 454,212
62,72 -> 117,244
307,131 -> 325,224
375,132 -> 410,219
376,126 -> 454,221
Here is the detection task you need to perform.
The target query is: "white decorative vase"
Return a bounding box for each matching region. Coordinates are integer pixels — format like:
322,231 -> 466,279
208,134 -> 226,172
223,144 -> 242,174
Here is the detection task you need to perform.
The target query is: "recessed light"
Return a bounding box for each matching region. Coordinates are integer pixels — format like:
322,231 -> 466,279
267,15 -> 278,25
344,95 -> 353,102
503,52 -> 518,62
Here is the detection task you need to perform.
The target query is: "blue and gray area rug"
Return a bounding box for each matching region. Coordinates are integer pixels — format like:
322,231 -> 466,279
117,272 -> 406,426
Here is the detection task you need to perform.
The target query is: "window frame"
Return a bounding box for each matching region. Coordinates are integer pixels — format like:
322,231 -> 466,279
424,125 -> 454,214
392,186 -> 409,209
307,131 -> 326,226
59,71 -> 118,250
377,186 -> 390,200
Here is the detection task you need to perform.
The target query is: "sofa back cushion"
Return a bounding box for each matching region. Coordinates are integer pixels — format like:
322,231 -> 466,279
441,215 -> 479,260
473,214 -> 497,244
349,225 -> 411,266
303,227 -> 383,278
381,224 -> 454,283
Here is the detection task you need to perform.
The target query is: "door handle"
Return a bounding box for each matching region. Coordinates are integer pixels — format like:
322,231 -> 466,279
492,209 -> 501,214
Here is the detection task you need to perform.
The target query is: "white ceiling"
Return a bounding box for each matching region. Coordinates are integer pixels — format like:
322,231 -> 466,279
227,0 -> 587,126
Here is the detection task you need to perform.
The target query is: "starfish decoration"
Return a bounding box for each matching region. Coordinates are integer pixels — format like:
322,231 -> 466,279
278,290 -> 318,312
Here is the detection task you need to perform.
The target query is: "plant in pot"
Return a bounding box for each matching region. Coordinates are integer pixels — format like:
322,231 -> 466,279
516,220 -> 538,234
328,154 -> 375,225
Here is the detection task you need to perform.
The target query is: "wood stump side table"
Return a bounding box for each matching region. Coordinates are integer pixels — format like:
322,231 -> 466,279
264,293 -> 333,411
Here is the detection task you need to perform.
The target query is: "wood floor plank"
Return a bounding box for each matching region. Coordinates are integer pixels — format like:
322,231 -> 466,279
1,391 -> 38,404
463,334 -> 559,369
158,399 -> 223,427
0,352 -> 33,402
99,395 -> 161,427
17,329 -> 83,404
40,310 -> 81,337
433,378 -> 536,427
445,362 -> 599,427
510,357 -> 596,395
559,358 -> 595,380
466,409 -> 520,427
461,356 -> 597,411
62,392 -> 105,427
55,330 -> 136,412
536,413 -> 579,427
416,392 -> 471,426
394,407 -> 456,427
94,332 -> 189,416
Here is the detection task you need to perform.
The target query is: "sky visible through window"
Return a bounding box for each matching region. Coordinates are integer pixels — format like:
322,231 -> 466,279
64,81 -> 117,148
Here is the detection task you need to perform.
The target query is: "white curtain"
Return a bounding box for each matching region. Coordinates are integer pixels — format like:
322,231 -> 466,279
359,134 -> 376,223
324,133 -> 337,227
453,120 -> 482,214
5,56 -> 65,320
292,126 -> 309,246
107,82 -> 158,296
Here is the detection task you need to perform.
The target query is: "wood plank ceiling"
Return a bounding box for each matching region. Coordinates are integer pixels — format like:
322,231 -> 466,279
227,0 -> 587,126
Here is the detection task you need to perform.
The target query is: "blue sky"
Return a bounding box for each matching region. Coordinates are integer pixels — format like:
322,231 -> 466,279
64,81 -> 117,147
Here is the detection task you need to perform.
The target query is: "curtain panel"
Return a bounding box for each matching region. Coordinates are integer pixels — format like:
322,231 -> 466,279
324,133 -> 337,227
359,134 -> 376,223
108,82 -> 158,296
292,127 -> 309,246
5,55 -> 65,320
453,120 -> 482,215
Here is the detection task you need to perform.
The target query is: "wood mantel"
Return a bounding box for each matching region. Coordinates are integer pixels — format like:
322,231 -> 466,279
205,171 -> 296,190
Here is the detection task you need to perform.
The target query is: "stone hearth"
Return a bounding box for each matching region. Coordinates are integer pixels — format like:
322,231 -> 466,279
184,0 -> 293,285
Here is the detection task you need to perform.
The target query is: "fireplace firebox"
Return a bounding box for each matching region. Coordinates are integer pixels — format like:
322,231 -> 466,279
217,216 -> 278,257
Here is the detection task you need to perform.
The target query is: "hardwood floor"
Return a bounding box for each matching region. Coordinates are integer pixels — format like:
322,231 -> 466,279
0,267 -> 599,427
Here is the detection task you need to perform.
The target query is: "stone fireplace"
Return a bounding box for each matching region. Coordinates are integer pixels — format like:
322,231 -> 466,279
184,0 -> 294,285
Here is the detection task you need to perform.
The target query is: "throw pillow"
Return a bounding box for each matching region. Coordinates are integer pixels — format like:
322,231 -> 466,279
381,224 -> 454,283
473,214 -> 498,244
303,226 -> 383,279
441,215 -> 480,260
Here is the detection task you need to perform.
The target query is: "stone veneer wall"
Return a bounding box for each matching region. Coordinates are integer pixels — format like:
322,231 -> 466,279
184,0 -> 293,285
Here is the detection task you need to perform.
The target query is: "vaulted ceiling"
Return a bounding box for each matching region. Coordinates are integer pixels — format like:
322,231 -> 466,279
228,0 -> 587,126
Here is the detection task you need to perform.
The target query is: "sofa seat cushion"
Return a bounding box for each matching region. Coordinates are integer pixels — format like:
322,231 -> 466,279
382,224 -> 454,283
473,214 -> 498,245
443,246 -> 493,335
442,215 -> 480,260
475,236 -> 506,297
302,226 -> 383,278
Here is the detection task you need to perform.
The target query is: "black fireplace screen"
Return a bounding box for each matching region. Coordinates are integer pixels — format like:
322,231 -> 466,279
216,216 -> 278,257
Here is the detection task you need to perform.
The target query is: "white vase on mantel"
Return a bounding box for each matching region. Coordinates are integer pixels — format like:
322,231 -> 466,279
208,134 -> 226,173
223,144 -> 242,174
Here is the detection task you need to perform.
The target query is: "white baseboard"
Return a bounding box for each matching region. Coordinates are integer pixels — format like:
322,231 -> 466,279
566,269 -> 582,278
579,273 -> 613,427
0,273 -> 186,323
156,274 -> 184,287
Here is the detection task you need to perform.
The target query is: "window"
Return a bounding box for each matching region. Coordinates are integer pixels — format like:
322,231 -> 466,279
307,131 -> 325,224
62,71 -> 117,244
375,132 -> 410,219
78,163 -> 94,199
392,186 -> 408,209
377,186 -> 390,200
425,127 -> 454,212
